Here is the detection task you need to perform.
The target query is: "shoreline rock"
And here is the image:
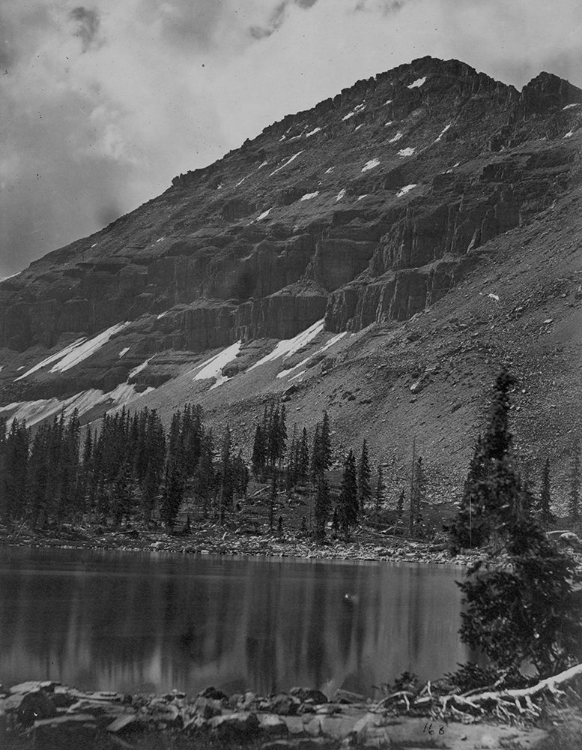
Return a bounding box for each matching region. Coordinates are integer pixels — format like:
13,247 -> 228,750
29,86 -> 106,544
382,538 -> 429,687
0,680 -> 551,750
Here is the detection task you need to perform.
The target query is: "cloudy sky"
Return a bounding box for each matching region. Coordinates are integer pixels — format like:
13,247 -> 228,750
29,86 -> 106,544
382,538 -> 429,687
1,0 -> 581,278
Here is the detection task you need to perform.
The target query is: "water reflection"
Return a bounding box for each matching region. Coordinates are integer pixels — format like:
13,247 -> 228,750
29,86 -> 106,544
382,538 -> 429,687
0,548 -> 467,696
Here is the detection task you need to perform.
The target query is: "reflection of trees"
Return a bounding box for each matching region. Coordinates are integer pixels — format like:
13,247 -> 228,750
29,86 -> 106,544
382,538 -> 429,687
0,551 -> 468,695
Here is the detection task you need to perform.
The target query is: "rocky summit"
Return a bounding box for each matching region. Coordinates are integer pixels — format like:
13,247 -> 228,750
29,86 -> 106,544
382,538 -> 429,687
1,56 -> 582,498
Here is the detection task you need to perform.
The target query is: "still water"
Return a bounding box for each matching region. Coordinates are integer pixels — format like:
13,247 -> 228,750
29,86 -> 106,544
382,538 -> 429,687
0,548 -> 467,697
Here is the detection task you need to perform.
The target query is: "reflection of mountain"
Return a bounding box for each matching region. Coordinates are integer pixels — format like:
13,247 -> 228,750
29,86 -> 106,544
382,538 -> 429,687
0,549 -> 467,696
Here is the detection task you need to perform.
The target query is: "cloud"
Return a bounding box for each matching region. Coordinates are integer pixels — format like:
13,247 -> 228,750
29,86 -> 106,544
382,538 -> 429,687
1,0 -> 582,280
69,6 -> 101,52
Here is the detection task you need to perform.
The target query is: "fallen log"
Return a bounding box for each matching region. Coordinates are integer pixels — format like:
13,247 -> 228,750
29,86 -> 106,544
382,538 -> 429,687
462,663 -> 582,705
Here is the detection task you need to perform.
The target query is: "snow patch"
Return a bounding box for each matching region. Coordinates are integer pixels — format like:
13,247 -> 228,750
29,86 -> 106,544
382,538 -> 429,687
289,371 -> 306,382
305,127 -> 321,137
129,358 -> 151,379
563,103 -> 581,110
193,341 -> 241,382
408,76 -> 427,89
335,188 -> 346,202
488,293 -> 500,302
300,191 -> 319,201
156,237 -> 164,243
362,159 -> 380,172
435,123 -> 451,142
0,383 -> 153,428
396,184 -> 417,197
118,347 -> 130,358
389,131 -> 403,143
257,161 -> 268,170
156,311 -> 168,320
398,147 -> 416,157
277,331 -> 347,379
91,243 -> 97,249
384,120 -> 394,127
249,320 -> 324,371
384,99 -> 393,106
257,208 -> 272,221
270,151 -> 303,176
15,337 -> 87,380
325,167 -> 335,174
564,129 -> 575,138
357,195 -> 368,201
342,111 -> 355,121
355,124 -> 363,131
50,323 -> 129,373
235,176 -> 247,187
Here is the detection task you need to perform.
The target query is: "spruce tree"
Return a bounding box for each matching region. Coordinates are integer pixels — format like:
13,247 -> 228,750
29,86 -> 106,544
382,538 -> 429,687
298,428 -> 310,484
374,466 -> 384,526
337,450 -> 358,539
218,425 -> 233,524
568,439 -> 580,527
409,456 -> 425,537
448,368 -> 522,553
314,477 -> 331,541
538,458 -> 555,527
251,424 -> 266,479
357,439 -> 372,516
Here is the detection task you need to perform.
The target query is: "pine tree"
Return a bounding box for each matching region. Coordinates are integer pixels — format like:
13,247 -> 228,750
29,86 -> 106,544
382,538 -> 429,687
448,368 -> 522,553
538,458 -> 555,527
409,456 -> 425,537
196,431 -> 216,518
298,428 -> 310,484
160,461 -> 185,531
568,439 -> 580,527
374,466 -> 384,526
357,439 -> 372,516
395,488 -> 405,534
269,468 -> 277,530
218,425 -> 233,524
251,424 -> 266,479
337,450 -> 358,539
314,476 -> 331,541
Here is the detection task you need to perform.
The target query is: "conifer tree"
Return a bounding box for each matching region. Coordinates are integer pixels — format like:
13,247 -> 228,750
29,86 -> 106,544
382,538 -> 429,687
395,488 -> 405,533
314,477 -> 331,541
298,427 -> 310,484
357,439 -> 372,515
251,424 -> 266,479
374,466 -> 384,526
218,425 -> 233,523
196,431 -> 216,518
568,439 -> 580,527
538,458 -> 555,527
160,461 -> 185,531
337,450 -> 358,539
409,456 -> 425,536
448,368 -> 523,553
269,468 -> 277,530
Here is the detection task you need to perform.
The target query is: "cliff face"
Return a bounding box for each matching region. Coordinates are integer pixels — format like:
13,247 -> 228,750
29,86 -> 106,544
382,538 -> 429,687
0,57 -> 581,415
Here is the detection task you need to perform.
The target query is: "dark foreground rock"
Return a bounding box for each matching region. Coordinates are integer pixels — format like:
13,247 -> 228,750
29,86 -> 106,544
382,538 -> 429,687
0,679 -> 559,750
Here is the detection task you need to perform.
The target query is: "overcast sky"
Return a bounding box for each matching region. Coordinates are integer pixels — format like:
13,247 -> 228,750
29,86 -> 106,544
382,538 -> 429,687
1,0 -> 581,279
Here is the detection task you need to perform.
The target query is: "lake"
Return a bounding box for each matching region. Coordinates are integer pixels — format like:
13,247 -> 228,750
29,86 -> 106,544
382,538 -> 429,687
0,547 -> 468,698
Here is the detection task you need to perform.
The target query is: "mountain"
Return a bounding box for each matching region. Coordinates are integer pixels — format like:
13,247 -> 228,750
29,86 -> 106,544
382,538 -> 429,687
1,56 -> 581,502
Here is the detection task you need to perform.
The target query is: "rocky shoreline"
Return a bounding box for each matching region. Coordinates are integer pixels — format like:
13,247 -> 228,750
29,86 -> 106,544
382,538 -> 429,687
0,679 -> 553,750
0,523 -> 479,567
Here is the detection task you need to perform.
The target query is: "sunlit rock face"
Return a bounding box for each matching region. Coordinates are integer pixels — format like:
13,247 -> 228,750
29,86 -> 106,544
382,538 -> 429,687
0,56 -> 581,427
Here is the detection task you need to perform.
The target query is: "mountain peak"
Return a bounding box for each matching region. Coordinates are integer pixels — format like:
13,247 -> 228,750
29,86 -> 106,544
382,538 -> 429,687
0,57 -> 581,493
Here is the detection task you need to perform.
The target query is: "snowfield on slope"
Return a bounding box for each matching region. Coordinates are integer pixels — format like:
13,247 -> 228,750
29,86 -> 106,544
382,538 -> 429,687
277,331 -> 347,379
0,383 -> 153,427
249,320 -> 325,371
192,342 -> 241,382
